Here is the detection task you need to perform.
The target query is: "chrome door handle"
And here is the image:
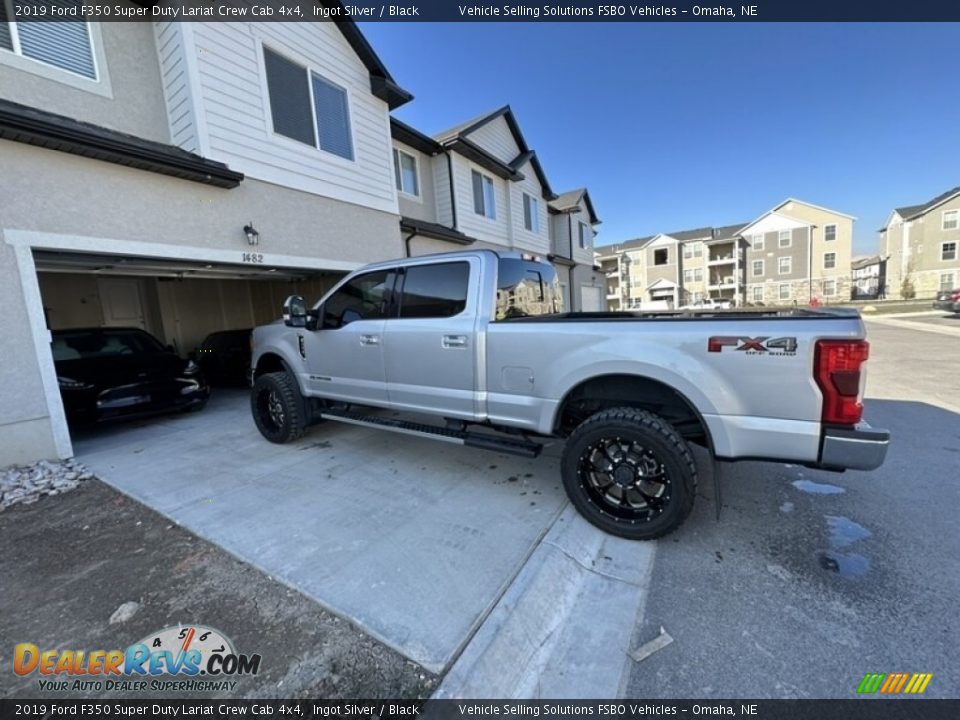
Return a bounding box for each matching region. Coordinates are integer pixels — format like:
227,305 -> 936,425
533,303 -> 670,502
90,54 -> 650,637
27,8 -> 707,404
360,334 -> 380,346
442,335 -> 468,348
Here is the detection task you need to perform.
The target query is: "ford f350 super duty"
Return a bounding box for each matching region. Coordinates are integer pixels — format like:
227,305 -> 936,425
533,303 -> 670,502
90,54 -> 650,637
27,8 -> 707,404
249,250 -> 889,539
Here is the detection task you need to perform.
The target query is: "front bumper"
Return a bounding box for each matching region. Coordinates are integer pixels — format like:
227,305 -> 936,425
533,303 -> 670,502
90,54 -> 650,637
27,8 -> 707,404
819,422 -> 890,471
933,300 -> 960,313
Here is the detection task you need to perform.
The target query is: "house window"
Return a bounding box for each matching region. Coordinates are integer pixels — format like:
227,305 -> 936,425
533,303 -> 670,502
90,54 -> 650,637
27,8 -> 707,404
942,242 -> 958,261
943,210 -> 959,231
824,252 -> 836,269
393,148 -> 419,197
471,170 -> 496,219
654,248 -> 668,266
778,230 -> 792,248
683,242 -> 703,259
579,222 -> 591,249
752,259 -> 764,276
684,269 -> 694,283
263,47 -> 353,160
752,286 -> 763,303
824,224 -> 837,241
523,193 -> 540,233
779,284 -> 791,300
823,279 -> 837,296
941,273 -> 956,292
0,8 -> 97,79
684,268 -> 703,283
753,234 -> 764,251
778,257 -> 792,274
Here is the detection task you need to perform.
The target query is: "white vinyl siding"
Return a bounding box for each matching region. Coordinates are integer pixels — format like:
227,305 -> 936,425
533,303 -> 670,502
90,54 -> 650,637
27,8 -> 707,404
433,155 -> 453,226
394,148 -> 419,197
464,115 -> 521,164
154,22 -> 200,153
183,22 -> 397,213
523,193 -> 539,233
0,9 -> 96,79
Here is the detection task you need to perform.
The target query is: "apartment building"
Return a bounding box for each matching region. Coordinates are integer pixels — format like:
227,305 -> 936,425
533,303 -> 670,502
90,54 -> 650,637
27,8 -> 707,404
879,185 -> 960,299
597,199 -> 855,309
389,107 -> 604,311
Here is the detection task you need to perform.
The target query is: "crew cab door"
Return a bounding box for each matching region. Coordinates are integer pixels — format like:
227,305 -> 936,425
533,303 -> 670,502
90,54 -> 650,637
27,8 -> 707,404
301,268 -> 398,405
384,259 -> 479,419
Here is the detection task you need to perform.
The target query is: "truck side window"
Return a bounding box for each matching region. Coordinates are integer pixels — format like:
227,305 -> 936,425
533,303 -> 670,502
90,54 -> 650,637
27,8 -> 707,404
496,258 -> 562,319
322,270 -> 397,328
397,262 -> 470,319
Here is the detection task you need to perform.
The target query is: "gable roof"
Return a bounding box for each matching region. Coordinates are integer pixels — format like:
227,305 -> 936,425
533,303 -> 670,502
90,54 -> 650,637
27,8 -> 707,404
433,105 -> 530,154
894,185 -> 960,221
773,198 -> 857,220
549,188 -> 601,224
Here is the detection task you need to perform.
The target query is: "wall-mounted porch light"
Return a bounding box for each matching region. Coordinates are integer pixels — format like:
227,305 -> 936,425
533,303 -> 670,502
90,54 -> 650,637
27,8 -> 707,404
244,222 -> 260,246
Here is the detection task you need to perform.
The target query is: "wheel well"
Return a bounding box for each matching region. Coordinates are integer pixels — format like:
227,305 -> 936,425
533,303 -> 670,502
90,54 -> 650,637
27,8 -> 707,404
253,352 -> 287,378
555,374 -> 710,447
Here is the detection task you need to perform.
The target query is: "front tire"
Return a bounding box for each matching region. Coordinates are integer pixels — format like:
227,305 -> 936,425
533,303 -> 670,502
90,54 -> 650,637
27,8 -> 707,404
561,407 -> 697,540
251,371 -> 307,444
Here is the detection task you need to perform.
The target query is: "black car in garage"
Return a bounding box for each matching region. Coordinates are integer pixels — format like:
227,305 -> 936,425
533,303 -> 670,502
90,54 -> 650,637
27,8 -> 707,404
51,327 -> 210,426
193,329 -> 252,386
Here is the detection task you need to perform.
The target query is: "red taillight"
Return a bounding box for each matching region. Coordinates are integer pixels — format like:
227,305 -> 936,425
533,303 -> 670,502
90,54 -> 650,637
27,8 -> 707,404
814,340 -> 869,425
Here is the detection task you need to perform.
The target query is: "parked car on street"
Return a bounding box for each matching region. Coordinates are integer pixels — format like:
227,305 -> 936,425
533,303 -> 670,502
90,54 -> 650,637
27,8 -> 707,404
933,288 -> 960,314
679,298 -> 733,310
51,327 -> 209,426
194,329 -> 252,386
249,250 -> 889,541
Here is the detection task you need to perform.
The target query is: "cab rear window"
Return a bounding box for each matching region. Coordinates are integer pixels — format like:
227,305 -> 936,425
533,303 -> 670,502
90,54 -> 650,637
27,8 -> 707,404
496,258 -> 562,320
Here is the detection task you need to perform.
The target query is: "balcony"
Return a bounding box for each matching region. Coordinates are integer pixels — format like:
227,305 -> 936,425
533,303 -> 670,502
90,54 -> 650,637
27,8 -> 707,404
707,255 -> 738,266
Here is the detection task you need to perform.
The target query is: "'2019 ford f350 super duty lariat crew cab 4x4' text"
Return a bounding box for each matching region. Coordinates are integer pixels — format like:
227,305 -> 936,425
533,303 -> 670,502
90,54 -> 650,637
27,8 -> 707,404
249,250 -> 889,540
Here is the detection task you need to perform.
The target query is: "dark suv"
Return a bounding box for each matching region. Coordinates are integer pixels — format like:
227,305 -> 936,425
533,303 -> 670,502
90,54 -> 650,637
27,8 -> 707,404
933,288 -> 960,314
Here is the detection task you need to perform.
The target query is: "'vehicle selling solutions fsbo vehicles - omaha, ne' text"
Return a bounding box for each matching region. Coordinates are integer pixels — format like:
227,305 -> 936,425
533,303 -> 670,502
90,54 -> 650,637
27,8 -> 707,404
248,250 -> 890,540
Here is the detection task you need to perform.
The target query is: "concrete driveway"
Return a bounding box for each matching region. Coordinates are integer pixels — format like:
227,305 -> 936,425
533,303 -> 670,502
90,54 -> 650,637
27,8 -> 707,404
74,391 -> 569,674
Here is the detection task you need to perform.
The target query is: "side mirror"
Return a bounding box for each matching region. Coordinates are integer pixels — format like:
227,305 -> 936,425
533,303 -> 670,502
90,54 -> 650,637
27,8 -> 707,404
283,295 -> 308,328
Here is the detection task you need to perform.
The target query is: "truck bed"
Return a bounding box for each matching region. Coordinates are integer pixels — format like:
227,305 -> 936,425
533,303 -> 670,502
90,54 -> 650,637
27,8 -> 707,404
499,307 -> 862,322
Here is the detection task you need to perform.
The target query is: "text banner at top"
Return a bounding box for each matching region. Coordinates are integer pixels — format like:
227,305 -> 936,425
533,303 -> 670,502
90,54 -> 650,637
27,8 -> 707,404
8,0 -> 960,22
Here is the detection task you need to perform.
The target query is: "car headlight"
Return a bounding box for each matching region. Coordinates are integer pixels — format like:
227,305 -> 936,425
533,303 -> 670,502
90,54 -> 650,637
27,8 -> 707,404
58,376 -> 92,390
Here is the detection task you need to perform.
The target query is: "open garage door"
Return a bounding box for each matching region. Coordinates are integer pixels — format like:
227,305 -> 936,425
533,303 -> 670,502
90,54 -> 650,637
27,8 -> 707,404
35,250 -> 342,357
32,249 -> 345,447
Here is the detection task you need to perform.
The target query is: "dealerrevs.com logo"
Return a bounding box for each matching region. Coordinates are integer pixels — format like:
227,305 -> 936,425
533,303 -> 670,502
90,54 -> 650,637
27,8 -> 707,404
14,625 -> 261,693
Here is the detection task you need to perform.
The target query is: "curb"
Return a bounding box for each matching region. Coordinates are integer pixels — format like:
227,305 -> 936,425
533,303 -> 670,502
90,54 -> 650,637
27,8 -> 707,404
434,506 -> 656,699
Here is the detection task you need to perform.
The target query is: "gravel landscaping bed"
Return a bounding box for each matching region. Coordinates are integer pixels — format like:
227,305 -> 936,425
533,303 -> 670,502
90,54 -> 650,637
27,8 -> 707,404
1,458 -> 93,509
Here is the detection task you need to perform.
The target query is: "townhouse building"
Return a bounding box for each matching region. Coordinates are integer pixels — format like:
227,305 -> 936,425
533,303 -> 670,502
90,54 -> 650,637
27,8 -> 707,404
389,107 -> 603,312
878,185 -> 960,299
596,199 -> 855,309
1,11 -> 603,467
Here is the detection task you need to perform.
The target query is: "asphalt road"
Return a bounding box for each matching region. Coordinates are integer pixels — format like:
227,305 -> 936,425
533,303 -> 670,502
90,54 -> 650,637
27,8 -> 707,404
624,320 -> 960,699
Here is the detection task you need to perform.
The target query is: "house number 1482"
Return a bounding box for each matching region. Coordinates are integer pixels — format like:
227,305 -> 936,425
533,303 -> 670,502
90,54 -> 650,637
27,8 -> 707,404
242,253 -> 264,264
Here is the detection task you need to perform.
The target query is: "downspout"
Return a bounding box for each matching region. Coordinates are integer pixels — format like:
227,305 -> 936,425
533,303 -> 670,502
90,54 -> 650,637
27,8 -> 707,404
568,214 -> 576,310
445,150 -> 458,230
404,231 -> 417,258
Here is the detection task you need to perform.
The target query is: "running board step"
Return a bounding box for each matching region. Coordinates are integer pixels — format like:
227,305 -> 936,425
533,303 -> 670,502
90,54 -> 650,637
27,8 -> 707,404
318,410 -> 542,458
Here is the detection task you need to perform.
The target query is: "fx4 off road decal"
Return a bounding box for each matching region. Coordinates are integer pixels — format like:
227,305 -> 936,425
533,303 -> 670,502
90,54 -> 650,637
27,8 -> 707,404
708,336 -> 798,356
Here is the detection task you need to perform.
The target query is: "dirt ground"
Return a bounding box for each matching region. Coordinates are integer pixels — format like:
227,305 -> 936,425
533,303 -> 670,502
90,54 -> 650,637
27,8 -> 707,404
0,479 -> 438,699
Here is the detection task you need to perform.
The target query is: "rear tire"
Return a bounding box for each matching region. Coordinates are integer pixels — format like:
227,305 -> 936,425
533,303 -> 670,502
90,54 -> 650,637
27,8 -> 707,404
561,407 -> 697,540
251,371 -> 307,444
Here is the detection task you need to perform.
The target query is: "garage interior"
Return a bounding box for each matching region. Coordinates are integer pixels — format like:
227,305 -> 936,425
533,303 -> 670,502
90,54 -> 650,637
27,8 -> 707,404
34,250 -> 343,358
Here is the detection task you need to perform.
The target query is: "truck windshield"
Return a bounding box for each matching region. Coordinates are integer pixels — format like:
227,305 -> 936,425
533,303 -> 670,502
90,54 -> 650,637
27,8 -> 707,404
496,258 -> 563,320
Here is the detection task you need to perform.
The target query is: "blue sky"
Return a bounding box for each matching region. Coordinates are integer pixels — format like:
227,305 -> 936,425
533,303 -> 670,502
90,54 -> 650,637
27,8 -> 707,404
360,22 -> 958,255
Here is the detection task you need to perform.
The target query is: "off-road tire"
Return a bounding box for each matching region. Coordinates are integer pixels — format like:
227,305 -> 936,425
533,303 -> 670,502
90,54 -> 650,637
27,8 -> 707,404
251,371 -> 307,444
561,407 -> 697,540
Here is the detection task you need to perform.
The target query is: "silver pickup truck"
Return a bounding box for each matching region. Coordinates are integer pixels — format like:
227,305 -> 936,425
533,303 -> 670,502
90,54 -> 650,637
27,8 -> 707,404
249,250 -> 889,539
